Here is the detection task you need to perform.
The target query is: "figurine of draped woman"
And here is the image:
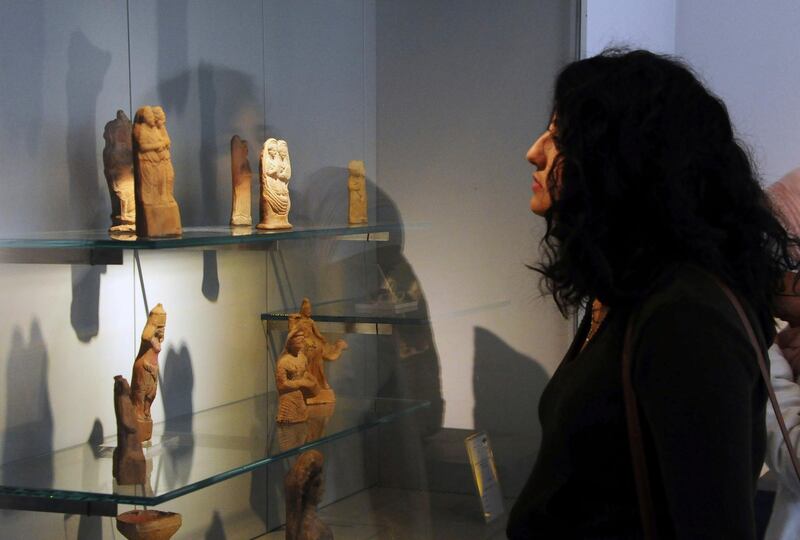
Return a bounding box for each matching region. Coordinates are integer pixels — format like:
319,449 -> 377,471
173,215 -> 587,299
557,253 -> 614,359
257,138 -> 292,229
133,105 -> 182,237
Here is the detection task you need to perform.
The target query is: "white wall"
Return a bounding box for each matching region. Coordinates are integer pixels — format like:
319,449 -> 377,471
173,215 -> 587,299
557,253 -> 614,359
585,0 -> 676,57
676,1 -> 800,185
375,0 -> 576,433
584,0 -> 800,187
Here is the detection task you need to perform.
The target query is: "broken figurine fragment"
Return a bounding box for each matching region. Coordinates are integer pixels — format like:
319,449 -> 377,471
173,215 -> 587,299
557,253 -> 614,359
285,450 -> 333,540
347,160 -> 367,225
230,135 -> 253,227
103,110 -> 136,233
112,375 -> 146,485
130,304 -> 166,443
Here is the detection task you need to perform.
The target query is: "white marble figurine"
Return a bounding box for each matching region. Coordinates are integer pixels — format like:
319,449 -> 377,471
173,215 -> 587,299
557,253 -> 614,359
257,138 -> 292,230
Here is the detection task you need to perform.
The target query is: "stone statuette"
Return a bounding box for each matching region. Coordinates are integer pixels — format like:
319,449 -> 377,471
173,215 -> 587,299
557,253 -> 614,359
133,105 -> 182,237
347,160 -> 367,224
131,304 -> 166,443
257,138 -> 292,230
112,375 -> 146,485
275,328 -> 321,424
230,135 -> 253,226
288,298 -> 347,405
103,110 -> 136,233
285,450 -> 333,540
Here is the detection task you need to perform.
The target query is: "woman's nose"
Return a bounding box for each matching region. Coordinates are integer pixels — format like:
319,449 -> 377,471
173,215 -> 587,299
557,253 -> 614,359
527,131 -> 548,169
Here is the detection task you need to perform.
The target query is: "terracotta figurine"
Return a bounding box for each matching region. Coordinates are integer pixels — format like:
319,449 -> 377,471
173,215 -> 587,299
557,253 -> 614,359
285,450 -> 333,540
230,135 -> 253,226
133,105 -> 182,237
257,138 -> 292,230
288,298 -> 347,404
347,160 -> 367,224
275,328 -> 321,424
131,304 -> 166,443
103,110 -> 136,233
112,375 -> 146,485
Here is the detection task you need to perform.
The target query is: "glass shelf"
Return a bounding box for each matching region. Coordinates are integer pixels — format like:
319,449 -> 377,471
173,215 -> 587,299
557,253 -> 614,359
0,223 -> 403,251
262,299 -> 430,327
0,393 -> 428,509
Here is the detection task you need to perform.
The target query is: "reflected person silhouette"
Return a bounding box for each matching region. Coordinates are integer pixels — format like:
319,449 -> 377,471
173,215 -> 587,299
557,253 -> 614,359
1,320 -> 53,489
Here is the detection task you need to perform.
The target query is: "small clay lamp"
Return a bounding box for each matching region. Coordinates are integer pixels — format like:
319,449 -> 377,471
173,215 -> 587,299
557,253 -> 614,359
116,509 -> 182,540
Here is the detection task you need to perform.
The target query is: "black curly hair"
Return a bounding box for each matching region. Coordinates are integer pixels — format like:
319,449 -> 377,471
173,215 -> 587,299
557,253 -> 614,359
534,48 -> 797,335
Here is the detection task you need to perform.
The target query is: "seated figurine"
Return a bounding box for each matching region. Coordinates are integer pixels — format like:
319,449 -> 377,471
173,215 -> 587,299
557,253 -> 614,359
275,329 -> 321,423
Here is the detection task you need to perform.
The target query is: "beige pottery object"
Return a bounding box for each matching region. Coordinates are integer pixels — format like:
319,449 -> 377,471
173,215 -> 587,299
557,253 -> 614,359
116,510 -> 182,540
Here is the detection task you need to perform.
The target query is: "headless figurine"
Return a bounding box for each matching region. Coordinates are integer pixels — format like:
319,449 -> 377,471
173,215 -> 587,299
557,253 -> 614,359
130,304 -> 166,443
288,298 -> 347,405
275,329 -> 321,423
347,160 -> 367,224
133,106 -> 182,237
103,110 -> 136,233
112,375 -> 146,485
257,138 -> 292,230
285,450 -> 333,540
230,135 -> 253,226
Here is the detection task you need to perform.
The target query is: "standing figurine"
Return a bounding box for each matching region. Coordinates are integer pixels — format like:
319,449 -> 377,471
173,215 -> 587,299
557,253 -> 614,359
133,105 -> 182,237
257,138 -> 292,230
131,304 -> 166,443
230,135 -> 253,226
285,450 -> 333,540
347,160 -> 367,224
103,110 -> 136,233
275,329 -> 321,424
288,298 -> 347,404
112,375 -> 146,485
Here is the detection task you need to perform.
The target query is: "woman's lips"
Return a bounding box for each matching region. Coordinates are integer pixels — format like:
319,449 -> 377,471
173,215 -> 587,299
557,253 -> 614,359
532,175 -> 543,192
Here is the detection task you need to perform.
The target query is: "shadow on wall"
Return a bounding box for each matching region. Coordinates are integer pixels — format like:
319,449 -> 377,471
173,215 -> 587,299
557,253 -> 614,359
157,62 -> 262,303
161,343 -> 195,490
67,31 -> 111,342
155,64 -> 262,227
473,326 -> 549,497
157,0 -> 190,116
1,321 -> 53,486
205,510 -> 226,540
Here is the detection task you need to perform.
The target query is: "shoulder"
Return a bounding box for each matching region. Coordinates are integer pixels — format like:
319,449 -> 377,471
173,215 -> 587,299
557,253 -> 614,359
633,263 -> 758,336
628,263 -> 764,378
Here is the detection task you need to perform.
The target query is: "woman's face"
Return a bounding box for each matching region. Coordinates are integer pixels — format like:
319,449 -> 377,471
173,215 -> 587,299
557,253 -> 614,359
526,122 -> 559,216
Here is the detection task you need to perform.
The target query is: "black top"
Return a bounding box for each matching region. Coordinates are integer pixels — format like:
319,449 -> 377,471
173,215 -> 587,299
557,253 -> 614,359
507,264 -> 771,539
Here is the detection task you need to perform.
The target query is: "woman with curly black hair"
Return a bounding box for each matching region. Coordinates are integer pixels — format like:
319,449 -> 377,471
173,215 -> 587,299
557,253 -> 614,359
507,49 -> 797,539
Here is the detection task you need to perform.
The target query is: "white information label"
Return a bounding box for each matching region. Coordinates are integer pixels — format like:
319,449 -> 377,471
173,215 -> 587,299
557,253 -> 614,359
465,431 -> 504,523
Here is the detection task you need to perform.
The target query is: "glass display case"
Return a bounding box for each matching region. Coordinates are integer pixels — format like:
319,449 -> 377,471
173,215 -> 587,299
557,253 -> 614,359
0,1 -> 578,538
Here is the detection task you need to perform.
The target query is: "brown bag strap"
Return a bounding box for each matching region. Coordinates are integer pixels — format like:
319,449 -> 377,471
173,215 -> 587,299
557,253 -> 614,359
622,319 -> 659,540
713,279 -> 800,484
622,277 -> 800,540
